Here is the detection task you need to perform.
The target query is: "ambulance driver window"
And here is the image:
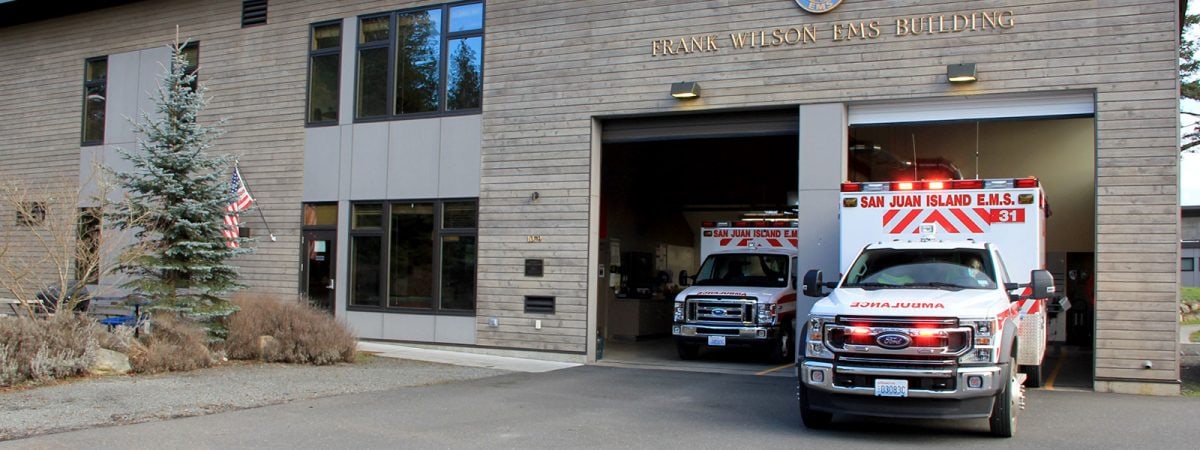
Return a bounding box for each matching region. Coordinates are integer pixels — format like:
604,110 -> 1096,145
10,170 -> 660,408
843,248 -> 996,290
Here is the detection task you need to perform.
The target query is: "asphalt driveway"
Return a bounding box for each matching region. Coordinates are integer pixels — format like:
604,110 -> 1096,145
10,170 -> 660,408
6,363 -> 1199,449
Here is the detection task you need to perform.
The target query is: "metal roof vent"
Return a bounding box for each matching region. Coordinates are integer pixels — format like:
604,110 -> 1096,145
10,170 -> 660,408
242,0 -> 267,27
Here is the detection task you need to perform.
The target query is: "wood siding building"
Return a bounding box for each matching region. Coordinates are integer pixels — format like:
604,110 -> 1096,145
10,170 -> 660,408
0,0 -> 1186,395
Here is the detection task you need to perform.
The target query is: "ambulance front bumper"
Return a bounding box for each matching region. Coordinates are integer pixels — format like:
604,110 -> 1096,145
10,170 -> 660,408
799,360 -> 1004,419
672,324 -> 778,342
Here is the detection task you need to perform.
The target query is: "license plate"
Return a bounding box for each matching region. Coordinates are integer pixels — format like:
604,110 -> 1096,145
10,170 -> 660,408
707,336 -> 726,346
874,379 -> 908,397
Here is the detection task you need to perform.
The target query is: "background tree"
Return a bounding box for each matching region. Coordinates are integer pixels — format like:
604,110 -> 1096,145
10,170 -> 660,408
0,176 -> 141,317
108,39 -> 249,319
1182,11 -> 1198,152
447,39 -> 481,110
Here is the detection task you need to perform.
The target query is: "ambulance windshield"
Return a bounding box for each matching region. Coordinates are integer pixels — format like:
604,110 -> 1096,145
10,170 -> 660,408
694,253 -> 789,288
842,248 -> 997,290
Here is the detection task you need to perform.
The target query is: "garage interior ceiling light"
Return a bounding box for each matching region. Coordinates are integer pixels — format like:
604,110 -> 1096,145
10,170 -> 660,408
947,63 -> 977,83
670,81 -> 701,99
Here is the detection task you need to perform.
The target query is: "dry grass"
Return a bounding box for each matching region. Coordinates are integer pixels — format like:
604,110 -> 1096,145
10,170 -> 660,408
0,314 -> 101,387
126,313 -> 213,374
223,293 -> 356,365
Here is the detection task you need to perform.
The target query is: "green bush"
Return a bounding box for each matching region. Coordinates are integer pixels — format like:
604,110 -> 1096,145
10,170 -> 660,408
0,314 -> 101,387
223,294 -> 356,365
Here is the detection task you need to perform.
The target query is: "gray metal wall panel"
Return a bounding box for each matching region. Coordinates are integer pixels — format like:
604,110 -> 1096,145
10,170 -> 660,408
382,313 -> 436,341
439,115 -> 482,197
304,127 -> 341,201
104,50 -> 140,145
135,46 -> 169,131
345,311 -> 382,338
350,122 -> 389,199
797,103 -> 848,278
435,315 -> 477,344
387,119 -> 440,199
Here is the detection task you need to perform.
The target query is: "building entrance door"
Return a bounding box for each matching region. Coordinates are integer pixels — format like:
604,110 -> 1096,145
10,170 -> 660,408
302,230 -> 336,313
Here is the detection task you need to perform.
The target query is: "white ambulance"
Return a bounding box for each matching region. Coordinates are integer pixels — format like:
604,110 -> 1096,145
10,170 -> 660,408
797,178 -> 1055,437
672,221 -> 807,363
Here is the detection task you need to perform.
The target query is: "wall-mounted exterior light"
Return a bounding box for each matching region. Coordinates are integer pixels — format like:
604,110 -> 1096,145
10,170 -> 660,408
670,81 -> 701,99
947,63 -> 977,83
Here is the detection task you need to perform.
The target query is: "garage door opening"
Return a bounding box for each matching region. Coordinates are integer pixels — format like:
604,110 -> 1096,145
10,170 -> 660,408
597,109 -> 800,374
849,116 -> 1097,389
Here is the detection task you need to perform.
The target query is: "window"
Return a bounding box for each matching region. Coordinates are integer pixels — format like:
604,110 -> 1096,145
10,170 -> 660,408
82,56 -> 107,145
16,202 -> 46,226
180,42 -> 199,92
1184,258 -> 1196,272
349,200 -> 478,312
76,208 -> 101,284
355,2 -> 483,120
308,21 -> 341,124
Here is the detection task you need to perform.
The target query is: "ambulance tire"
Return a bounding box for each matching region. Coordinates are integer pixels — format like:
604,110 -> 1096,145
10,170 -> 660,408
1020,362 -> 1044,388
989,363 -> 1019,438
765,324 -> 793,364
677,342 -> 700,360
798,377 -> 832,429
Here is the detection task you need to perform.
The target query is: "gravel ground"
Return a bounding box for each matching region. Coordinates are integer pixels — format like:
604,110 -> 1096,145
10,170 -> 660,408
0,356 -> 510,441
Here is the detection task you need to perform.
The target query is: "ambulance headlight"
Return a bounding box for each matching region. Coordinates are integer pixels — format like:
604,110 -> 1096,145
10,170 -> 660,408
673,302 -> 685,322
757,303 -> 775,325
804,316 -> 834,359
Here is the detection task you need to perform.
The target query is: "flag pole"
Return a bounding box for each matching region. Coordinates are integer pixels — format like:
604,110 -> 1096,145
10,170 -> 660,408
235,162 -> 276,241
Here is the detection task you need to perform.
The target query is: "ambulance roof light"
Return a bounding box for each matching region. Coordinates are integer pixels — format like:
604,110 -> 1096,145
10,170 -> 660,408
841,183 -> 862,192
1014,178 -> 1039,188
952,179 -> 984,189
927,181 -> 945,190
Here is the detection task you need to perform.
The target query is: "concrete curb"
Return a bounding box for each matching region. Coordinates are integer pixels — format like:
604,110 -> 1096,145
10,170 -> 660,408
357,341 -> 582,373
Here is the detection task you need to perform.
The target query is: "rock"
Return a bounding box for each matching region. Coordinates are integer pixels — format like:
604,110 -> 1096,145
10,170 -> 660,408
89,348 -> 132,376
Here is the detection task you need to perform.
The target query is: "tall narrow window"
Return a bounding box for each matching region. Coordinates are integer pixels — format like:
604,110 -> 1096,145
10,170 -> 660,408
308,21 -> 341,124
350,204 -> 383,306
445,3 -> 482,111
356,15 -> 391,118
82,57 -> 107,145
388,203 -> 434,308
180,42 -> 200,92
394,9 -> 441,114
76,208 -> 101,284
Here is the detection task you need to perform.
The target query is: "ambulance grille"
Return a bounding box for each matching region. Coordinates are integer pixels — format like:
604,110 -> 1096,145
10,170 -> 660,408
684,297 -> 755,325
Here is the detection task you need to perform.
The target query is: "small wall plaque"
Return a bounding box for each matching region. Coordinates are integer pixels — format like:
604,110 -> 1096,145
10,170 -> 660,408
525,259 -> 544,277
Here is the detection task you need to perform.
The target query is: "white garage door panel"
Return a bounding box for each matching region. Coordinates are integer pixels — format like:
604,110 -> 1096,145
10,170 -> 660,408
848,91 -> 1095,125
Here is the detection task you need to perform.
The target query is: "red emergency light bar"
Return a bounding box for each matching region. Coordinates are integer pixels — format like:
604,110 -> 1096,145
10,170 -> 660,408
840,177 -> 1039,192
702,220 -> 798,228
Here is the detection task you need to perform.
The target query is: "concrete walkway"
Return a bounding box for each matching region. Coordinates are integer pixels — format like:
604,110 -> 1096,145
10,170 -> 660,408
357,341 -> 581,373
1183,324 -> 1200,343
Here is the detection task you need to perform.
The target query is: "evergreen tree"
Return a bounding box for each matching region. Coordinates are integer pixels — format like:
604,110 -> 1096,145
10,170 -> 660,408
108,39 -> 249,319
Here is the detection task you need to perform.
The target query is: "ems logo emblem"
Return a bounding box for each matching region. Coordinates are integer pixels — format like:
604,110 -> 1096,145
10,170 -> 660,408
794,0 -> 843,14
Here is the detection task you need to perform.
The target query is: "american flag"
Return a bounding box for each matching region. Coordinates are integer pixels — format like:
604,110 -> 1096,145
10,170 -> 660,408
222,166 -> 254,248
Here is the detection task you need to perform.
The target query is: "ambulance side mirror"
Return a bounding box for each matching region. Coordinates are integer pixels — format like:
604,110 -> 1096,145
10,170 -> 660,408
678,270 -> 691,287
803,270 -> 825,297
1029,270 -> 1054,300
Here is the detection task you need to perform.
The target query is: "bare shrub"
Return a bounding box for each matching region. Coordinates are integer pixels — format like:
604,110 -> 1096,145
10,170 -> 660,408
225,294 -> 356,365
127,313 -> 212,374
0,315 -> 101,386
